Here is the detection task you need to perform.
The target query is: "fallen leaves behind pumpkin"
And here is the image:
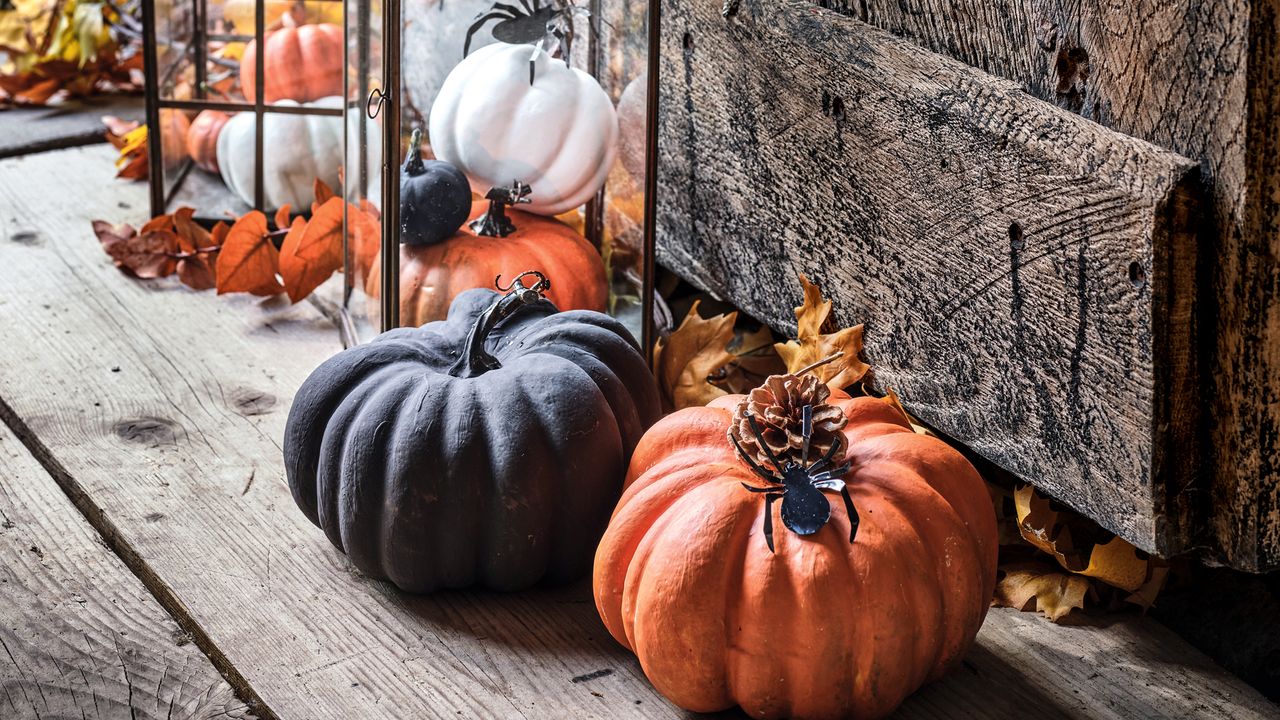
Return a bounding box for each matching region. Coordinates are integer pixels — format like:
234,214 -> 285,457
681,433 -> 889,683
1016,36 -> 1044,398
653,300 -> 737,412
989,484 -> 1170,622
994,559 -> 1094,622
708,324 -> 787,396
774,275 -> 871,390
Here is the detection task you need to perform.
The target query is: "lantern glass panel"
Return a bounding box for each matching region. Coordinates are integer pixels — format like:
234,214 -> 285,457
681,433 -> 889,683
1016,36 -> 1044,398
342,0 -> 656,351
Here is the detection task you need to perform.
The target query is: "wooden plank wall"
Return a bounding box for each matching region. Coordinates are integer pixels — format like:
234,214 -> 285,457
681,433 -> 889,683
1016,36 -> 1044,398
654,0 -> 1200,558
844,0 -> 1280,572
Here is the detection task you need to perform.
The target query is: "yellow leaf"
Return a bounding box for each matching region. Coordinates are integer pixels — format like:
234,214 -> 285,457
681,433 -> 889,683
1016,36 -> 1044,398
993,560 -> 1092,622
1078,536 -> 1149,593
774,274 -> 870,390
653,300 -> 737,412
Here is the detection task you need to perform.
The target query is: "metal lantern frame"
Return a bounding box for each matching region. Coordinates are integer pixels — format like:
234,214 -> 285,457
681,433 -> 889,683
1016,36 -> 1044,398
353,0 -> 661,359
140,0 -> 349,222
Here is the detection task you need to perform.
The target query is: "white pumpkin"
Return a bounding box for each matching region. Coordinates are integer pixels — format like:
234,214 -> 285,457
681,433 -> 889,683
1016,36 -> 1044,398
428,43 -> 619,216
217,97 -> 379,211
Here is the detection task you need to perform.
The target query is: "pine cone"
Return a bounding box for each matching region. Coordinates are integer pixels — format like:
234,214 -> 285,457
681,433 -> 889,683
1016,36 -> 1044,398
729,373 -> 847,468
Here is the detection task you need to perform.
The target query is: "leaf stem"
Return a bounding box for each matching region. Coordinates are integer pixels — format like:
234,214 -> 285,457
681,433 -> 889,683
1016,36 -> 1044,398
797,351 -> 844,376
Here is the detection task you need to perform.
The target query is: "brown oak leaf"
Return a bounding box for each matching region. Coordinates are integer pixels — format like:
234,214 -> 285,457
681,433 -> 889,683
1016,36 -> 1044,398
993,559 -> 1094,622
215,211 -> 283,296
774,274 -> 871,390
653,300 -> 737,412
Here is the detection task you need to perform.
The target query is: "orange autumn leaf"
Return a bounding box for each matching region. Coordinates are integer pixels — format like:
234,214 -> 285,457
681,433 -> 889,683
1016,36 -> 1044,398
312,178 -> 335,214
215,211 -> 283,296
279,197 -> 344,303
274,204 -> 292,231
172,207 -> 211,252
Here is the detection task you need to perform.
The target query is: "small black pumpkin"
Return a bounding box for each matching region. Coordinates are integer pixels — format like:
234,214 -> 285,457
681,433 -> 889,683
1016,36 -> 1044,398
283,272 -> 661,592
399,128 -> 471,246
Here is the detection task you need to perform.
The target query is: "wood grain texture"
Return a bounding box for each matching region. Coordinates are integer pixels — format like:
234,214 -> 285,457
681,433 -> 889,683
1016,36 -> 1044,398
0,144 -> 1274,718
843,0 -> 1279,570
0,420 -> 248,719
0,95 -> 144,159
655,0 -> 1199,556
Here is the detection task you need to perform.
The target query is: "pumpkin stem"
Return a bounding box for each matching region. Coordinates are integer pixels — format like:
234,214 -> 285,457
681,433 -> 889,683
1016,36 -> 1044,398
404,128 -> 425,174
470,180 -> 532,238
448,271 -> 552,378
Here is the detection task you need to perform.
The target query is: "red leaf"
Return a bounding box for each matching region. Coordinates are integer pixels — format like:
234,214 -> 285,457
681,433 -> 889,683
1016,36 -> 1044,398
312,178 -> 335,214
115,153 -> 148,180
178,252 -> 217,290
279,197 -> 344,303
215,211 -> 283,296
173,207 -> 211,253
274,204 -> 292,231
13,77 -> 60,105
107,229 -> 179,279
92,220 -> 137,257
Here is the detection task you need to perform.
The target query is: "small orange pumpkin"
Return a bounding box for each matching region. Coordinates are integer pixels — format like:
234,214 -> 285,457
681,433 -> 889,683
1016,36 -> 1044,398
185,110 -> 230,173
594,382 -> 998,720
369,194 -> 607,327
240,23 -> 344,103
158,109 -> 191,171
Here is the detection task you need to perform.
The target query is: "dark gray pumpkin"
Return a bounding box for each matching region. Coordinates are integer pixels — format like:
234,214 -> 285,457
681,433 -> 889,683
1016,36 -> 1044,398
283,276 -> 660,593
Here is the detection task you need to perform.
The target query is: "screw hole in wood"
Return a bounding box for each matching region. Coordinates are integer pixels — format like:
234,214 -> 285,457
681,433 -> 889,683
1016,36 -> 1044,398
682,32 -> 693,51
1128,260 -> 1146,288
1008,221 -> 1024,250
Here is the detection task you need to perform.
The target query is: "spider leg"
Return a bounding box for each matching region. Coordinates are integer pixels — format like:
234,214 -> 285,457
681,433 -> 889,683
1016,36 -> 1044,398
463,10 -> 520,57
731,432 -> 782,482
840,484 -> 859,544
744,413 -> 786,471
807,440 -> 843,474
801,404 -> 813,466
515,0 -> 535,13
763,492 -> 783,553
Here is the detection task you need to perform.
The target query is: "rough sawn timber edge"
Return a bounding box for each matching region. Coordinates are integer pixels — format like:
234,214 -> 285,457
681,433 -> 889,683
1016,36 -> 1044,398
654,0 -> 1200,557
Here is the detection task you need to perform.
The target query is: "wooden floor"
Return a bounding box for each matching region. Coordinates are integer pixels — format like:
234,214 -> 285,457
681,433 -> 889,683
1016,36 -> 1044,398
0,142 -> 1275,720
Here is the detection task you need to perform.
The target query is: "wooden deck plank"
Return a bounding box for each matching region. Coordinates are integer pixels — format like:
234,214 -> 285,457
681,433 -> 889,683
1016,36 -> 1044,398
0,413 -> 250,718
0,144 -> 1275,719
0,95 -> 144,159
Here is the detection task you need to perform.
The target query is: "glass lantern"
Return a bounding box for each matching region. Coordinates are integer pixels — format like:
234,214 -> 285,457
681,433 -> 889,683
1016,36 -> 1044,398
140,0 -> 350,224
340,0 -> 659,354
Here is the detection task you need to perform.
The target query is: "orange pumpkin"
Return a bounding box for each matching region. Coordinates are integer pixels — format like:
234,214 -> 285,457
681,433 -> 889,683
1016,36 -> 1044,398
158,109 -> 191,171
593,386 -> 998,720
185,110 -> 230,173
240,23 -> 344,103
369,199 -> 607,327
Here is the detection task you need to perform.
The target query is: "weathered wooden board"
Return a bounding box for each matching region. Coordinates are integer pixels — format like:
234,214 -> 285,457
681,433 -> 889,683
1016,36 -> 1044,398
0,95 -> 143,159
828,0 -> 1280,570
655,0 -> 1200,558
0,144 -> 1275,719
0,418 -> 249,718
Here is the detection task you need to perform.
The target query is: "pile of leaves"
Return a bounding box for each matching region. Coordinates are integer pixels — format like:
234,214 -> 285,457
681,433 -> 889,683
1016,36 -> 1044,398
92,179 -> 381,303
103,114 -> 146,179
656,273 -> 1168,622
0,0 -> 142,106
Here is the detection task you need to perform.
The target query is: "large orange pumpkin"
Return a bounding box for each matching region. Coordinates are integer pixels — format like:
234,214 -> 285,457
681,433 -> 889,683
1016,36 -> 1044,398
593,384 -> 998,720
240,23 -> 344,103
185,110 -> 230,173
368,199 -> 607,327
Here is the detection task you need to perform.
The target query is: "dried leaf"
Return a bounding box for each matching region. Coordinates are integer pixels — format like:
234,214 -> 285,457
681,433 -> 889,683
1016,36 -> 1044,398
653,300 -> 737,411
774,275 -> 871,390
215,211 -> 283,296
994,560 -> 1092,622
312,178 -> 335,213
279,197 -> 344,303
708,325 -> 787,395
91,219 -> 136,256
102,114 -> 139,139
274,204 -> 292,231
1078,536 -> 1149,593
177,252 -> 217,290
172,207 -> 211,253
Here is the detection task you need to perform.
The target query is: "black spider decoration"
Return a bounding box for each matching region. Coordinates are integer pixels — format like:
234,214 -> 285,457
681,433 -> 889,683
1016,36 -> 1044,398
463,0 -> 587,83
733,405 -> 859,553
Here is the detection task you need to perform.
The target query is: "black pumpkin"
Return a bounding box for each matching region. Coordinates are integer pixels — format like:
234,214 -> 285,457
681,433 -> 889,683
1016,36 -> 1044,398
283,273 -> 661,592
399,128 -> 471,246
